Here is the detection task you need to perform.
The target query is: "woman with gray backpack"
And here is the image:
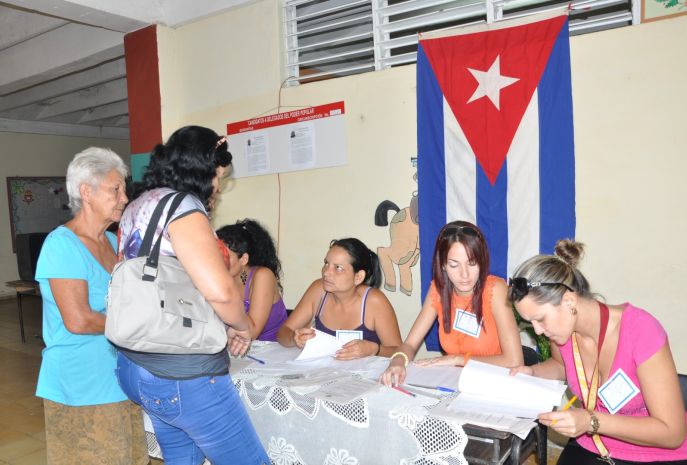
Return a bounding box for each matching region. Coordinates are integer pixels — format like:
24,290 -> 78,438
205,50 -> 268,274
113,126 -> 268,465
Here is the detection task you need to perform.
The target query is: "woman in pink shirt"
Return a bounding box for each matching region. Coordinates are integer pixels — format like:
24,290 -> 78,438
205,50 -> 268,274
508,239 -> 687,465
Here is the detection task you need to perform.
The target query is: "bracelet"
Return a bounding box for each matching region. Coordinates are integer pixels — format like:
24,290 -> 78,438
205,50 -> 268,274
390,351 -> 409,367
374,342 -> 381,356
462,352 -> 472,366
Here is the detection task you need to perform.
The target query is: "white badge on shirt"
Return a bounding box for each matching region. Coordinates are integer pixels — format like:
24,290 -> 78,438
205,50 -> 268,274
597,368 -> 640,414
452,309 -> 481,338
336,330 -> 363,344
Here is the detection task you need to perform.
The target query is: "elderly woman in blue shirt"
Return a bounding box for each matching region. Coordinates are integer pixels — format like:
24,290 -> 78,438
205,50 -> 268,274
35,147 -> 148,465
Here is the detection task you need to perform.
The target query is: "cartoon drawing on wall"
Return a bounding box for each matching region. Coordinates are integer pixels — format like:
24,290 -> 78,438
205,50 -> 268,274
374,158 -> 419,296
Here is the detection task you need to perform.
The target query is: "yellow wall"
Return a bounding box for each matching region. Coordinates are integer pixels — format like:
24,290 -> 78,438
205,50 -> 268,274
157,5 -> 687,369
0,132 -> 131,296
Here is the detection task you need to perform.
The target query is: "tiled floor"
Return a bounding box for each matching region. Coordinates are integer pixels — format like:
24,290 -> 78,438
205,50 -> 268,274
0,294 -> 45,465
0,294 -> 564,465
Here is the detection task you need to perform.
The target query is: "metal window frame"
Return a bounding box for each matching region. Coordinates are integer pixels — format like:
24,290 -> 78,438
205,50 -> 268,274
284,0 -> 637,85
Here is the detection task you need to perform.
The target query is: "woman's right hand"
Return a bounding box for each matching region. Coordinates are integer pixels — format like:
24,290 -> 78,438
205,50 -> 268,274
509,365 -> 534,376
227,327 -> 252,357
380,363 -> 407,387
293,327 -> 316,348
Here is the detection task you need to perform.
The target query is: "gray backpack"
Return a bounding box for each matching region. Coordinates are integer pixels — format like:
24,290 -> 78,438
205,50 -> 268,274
105,192 -> 227,354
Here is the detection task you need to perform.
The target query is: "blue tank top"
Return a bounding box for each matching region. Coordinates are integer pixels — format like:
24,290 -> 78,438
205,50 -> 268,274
243,267 -> 287,342
314,287 -> 381,344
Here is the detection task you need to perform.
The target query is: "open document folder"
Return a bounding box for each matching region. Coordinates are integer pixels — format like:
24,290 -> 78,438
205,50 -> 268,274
449,360 -> 567,419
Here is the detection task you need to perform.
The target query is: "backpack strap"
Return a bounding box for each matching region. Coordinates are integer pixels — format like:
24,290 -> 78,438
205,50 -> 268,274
137,192 -> 176,258
140,192 -> 188,281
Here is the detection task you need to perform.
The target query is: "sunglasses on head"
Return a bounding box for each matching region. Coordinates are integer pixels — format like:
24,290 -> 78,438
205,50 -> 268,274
442,224 -> 481,238
508,277 -> 574,300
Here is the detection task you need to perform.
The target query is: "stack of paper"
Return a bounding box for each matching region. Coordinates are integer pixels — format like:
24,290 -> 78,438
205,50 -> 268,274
448,360 -> 567,419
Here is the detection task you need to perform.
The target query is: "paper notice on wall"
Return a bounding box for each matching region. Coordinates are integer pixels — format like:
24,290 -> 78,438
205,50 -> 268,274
245,132 -> 269,174
288,123 -> 315,168
227,101 -> 346,178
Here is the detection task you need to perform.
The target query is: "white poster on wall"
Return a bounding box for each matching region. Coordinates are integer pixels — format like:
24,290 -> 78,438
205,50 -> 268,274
226,101 -> 346,178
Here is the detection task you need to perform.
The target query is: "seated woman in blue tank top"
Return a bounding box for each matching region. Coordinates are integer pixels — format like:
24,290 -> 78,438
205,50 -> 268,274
216,219 -> 287,341
277,238 -> 402,359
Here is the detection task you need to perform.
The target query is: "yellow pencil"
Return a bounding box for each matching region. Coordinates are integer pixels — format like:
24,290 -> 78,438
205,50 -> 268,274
551,395 -> 578,426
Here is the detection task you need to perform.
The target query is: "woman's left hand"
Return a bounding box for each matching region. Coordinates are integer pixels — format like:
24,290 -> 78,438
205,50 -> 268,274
335,340 -> 377,360
538,407 -> 591,437
414,355 -> 460,367
227,327 -> 252,357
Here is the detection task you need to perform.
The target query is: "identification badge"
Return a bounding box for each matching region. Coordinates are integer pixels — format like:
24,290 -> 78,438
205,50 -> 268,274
336,330 -> 363,343
598,368 -> 639,414
452,309 -> 481,338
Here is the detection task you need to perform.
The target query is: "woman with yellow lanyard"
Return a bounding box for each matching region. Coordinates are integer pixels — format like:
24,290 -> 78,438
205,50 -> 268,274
508,239 -> 687,465
379,220 -> 523,387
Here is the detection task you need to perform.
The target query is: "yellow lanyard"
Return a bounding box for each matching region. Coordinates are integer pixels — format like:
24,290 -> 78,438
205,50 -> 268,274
572,302 -> 614,463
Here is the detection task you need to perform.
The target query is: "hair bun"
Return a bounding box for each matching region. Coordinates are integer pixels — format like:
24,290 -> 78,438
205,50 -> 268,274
554,239 -> 585,268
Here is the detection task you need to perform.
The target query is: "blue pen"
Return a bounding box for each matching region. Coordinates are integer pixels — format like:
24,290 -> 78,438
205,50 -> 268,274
246,354 -> 265,365
406,383 -> 456,393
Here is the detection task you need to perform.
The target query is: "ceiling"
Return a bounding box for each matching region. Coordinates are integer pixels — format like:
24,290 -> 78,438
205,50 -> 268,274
0,0 -> 254,140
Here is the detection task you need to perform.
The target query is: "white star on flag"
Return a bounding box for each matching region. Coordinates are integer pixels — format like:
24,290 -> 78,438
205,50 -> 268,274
466,56 -> 519,110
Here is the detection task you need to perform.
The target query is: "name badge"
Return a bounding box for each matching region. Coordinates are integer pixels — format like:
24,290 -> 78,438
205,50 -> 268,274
452,309 -> 481,338
336,330 -> 363,343
597,368 -> 640,414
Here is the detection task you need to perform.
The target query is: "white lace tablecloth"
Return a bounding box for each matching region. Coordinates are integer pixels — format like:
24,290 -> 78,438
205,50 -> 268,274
144,351 -> 468,465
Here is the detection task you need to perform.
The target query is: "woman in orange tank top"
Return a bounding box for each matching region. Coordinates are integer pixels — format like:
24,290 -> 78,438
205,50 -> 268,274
380,220 -> 523,387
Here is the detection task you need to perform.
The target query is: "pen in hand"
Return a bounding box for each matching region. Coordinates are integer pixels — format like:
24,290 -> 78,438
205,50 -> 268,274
551,395 -> 577,426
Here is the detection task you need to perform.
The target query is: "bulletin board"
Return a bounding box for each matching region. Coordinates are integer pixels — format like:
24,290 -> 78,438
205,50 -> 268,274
226,101 -> 347,178
6,177 -> 72,251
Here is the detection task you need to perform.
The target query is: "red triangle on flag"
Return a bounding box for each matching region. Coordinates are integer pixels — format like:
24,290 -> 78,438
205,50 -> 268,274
420,16 -> 567,185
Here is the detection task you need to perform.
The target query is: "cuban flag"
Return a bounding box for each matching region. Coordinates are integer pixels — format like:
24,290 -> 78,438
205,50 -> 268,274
417,13 -> 575,351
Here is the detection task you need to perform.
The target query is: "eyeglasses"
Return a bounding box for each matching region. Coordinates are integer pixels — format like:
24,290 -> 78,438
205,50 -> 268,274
442,224 -> 481,238
508,277 -> 574,300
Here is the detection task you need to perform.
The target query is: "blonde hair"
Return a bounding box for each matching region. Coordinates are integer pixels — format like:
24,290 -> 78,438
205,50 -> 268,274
509,239 -> 592,304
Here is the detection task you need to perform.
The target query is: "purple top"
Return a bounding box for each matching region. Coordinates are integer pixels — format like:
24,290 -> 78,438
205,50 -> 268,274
243,267 -> 287,342
559,303 -> 687,461
314,287 -> 381,344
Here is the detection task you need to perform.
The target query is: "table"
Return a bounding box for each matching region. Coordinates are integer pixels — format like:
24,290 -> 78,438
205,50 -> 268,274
5,280 -> 40,343
145,353 -> 469,464
143,346 -> 541,465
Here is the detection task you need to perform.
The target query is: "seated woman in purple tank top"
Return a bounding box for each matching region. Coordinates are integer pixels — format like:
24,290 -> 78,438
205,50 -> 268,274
216,219 -> 287,341
277,238 -> 402,360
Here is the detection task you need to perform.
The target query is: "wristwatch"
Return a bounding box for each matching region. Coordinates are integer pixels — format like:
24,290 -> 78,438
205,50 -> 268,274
589,411 -> 600,434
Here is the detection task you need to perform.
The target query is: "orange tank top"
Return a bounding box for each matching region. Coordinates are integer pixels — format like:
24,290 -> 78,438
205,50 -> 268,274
432,275 -> 503,357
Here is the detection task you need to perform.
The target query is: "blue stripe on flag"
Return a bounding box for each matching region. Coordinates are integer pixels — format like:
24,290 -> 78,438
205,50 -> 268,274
477,164 -> 509,279
538,20 -> 575,253
417,44 -> 446,351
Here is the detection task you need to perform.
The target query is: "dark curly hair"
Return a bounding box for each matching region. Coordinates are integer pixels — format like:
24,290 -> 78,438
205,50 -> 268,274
138,126 -> 231,209
329,238 -> 382,288
216,219 -> 283,291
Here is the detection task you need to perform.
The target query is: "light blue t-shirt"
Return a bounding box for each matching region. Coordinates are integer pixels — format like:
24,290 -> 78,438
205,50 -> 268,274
35,225 -> 127,406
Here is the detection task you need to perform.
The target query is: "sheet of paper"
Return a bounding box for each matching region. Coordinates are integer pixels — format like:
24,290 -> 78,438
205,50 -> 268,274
279,369 -> 351,388
432,401 -> 537,440
458,360 -> 566,412
404,364 -> 463,391
449,393 -> 543,419
310,377 -> 381,404
295,329 -> 345,361
288,122 -> 316,168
